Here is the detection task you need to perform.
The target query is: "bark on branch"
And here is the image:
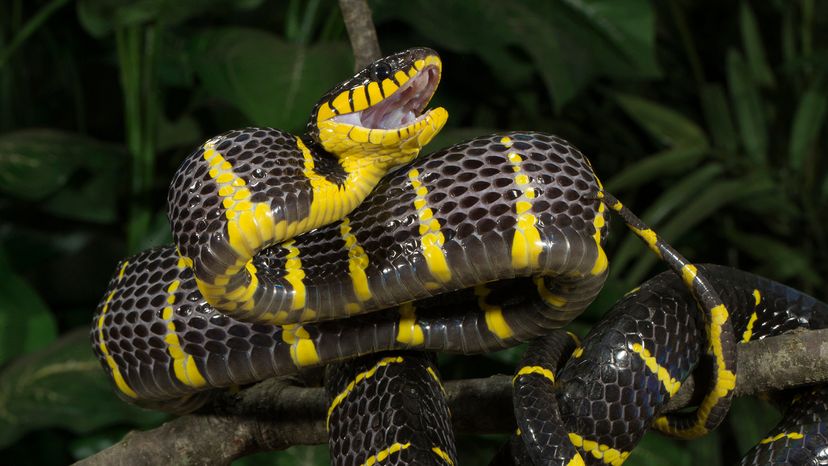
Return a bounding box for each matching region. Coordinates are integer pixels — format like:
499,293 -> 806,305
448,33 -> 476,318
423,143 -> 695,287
338,0 -> 382,69
75,328 -> 828,466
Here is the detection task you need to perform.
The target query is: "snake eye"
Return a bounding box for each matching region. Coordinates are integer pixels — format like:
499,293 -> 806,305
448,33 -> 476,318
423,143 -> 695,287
372,62 -> 392,81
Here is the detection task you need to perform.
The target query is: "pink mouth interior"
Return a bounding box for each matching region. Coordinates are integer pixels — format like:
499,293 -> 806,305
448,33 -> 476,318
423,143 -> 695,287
332,65 -> 439,130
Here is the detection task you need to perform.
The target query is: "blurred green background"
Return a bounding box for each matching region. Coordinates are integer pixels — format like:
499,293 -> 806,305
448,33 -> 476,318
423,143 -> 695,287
0,0 -> 826,464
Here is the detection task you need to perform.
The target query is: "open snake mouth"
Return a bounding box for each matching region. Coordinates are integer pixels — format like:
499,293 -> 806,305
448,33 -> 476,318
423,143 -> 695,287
331,65 -> 441,130
314,50 -> 447,152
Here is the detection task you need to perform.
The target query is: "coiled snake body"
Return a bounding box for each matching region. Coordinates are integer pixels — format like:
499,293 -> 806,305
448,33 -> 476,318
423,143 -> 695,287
503,265 -> 828,465
91,48 -> 825,464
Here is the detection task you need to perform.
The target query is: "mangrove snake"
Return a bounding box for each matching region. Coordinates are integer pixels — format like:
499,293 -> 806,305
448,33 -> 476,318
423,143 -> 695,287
90,48 -> 826,464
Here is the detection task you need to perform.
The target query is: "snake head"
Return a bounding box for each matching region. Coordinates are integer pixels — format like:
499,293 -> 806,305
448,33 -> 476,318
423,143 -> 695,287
307,48 -> 448,167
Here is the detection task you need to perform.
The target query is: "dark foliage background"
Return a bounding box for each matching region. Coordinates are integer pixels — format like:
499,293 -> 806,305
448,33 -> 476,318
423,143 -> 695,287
0,0 -> 826,464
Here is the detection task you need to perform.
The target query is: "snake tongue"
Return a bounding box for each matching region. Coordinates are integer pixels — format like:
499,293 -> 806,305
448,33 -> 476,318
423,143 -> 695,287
359,65 -> 439,130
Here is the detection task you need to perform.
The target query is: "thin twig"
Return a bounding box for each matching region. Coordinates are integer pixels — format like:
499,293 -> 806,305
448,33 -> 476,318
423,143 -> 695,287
337,0 -> 382,69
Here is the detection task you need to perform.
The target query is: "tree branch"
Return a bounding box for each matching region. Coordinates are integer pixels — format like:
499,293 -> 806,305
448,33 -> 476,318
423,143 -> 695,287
337,0 -> 382,69
75,328 -> 828,466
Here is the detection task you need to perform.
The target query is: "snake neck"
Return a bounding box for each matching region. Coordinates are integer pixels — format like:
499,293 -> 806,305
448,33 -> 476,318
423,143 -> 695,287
298,137 -> 416,226
338,150 -> 416,191
194,138 -> 415,309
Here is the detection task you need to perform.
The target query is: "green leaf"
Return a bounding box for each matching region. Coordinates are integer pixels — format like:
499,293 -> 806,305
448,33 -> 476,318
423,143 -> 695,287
726,49 -> 767,164
514,0 -> 660,109
557,0 -> 660,76
190,28 -> 353,132
722,228 -> 821,287
157,113 -> 202,153
604,146 -> 707,192
610,92 -> 708,148
0,328 -> 165,448
0,130 -> 123,208
507,3 -> 583,107
155,30 -> 196,88
728,397 -> 780,455
76,0 -> 264,37
0,228 -> 93,272
781,6 -> 796,66
689,433 -> 722,466
788,87 -> 827,171
373,1 -> 534,90
739,2 -> 775,87
0,0 -> 72,70
373,0 -> 658,109
0,249 -> 57,365
42,169 -> 121,223
609,164 -> 724,276
0,130 -> 116,201
626,433 -> 691,466
623,174 -> 775,286
699,83 -> 738,152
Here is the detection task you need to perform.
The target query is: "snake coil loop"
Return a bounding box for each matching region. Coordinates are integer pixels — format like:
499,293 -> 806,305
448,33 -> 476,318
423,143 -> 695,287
91,48 -> 826,465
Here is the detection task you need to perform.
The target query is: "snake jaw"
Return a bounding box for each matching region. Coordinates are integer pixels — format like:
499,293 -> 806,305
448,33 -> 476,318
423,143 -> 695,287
346,64 -> 441,130
315,51 -> 447,163
316,59 -> 448,163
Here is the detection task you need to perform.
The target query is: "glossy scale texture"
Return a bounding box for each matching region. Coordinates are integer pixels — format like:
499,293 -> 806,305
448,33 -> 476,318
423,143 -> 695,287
507,265 -> 828,465
326,352 -> 456,466
92,131 -> 609,405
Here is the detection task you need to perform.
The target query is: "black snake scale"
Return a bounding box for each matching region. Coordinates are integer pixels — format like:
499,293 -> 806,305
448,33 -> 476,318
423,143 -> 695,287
503,265 -> 828,465
326,352 -> 456,466
91,131 -> 609,406
90,47 -> 826,464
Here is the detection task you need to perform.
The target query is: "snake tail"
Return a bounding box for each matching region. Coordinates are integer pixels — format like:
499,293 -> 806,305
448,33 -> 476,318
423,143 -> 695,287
601,192 -> 737,438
